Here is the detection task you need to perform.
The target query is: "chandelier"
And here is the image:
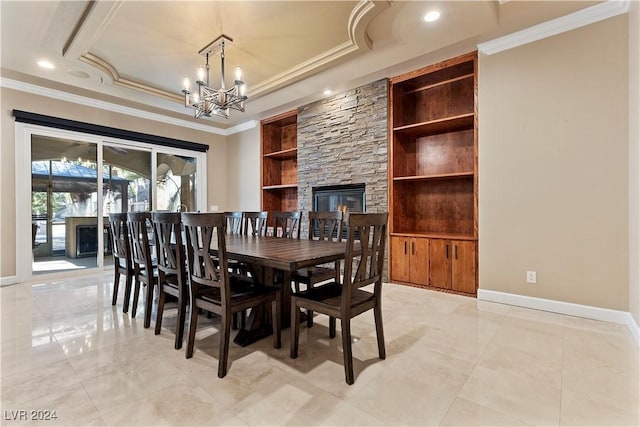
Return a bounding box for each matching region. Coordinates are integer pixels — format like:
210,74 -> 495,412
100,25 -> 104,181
181,35 -> 247,119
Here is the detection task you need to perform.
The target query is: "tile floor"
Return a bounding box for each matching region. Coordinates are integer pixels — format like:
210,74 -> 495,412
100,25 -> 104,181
1,272 -> 638,426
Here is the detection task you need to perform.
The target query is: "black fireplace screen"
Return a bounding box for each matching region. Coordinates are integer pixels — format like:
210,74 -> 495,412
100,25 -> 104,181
313,184 -> 365,214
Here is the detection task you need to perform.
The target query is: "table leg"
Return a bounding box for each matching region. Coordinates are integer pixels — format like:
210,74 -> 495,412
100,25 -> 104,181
233,267 -> 304,347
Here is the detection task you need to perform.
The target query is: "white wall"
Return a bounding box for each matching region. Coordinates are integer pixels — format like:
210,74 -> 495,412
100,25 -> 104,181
226,125 -> 261,211
478,15 -> 629,311
628,1 -> 640,326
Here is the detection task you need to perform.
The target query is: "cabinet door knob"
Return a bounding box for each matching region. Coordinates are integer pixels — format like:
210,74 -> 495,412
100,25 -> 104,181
446,244 -> 449,259
404,241 -> 407,254
411,241 -> 415,255
454,245 -> 458,260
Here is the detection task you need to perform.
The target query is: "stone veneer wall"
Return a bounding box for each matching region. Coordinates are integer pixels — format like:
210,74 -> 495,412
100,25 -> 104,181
297,78 -> 389,279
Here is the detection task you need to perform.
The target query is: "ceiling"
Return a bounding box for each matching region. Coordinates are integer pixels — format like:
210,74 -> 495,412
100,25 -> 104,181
1,1 -> 601,132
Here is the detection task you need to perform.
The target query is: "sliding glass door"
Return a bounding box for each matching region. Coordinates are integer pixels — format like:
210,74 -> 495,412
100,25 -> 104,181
18,125 -> 206,281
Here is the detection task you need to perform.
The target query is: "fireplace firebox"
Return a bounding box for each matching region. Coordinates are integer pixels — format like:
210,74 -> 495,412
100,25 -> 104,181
313,184 -> 365,214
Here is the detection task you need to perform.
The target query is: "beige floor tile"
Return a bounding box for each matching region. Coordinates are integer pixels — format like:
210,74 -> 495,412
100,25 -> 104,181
99,385 -> 242,426
2,275 -> 638,427
458,365 -> 561,426
0,383 -> 102,426
440,397 -> 531,426
560,386 -> 640,426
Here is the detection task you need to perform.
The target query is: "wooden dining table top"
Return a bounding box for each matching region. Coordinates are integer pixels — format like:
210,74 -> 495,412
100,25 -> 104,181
217,234 -> 348,273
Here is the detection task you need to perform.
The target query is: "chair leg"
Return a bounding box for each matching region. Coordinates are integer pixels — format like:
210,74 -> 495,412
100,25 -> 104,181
374,301 -> 386,359
341,317 -> 354,385
329,317 -> 336,338
185,301 -> 199,359
307,309 -> 314,327
122,273 -> 133,313
272,295 -> 281,349
155,289 -> 165,336
306,283 -> 314,328
232,312 -> 239,330
131,279 -> 141,318
290,297 -> 300,358
218,311 -> 232,378
175,295 -> 186,350
144,281 -> 154,328
112,270 -> 120,306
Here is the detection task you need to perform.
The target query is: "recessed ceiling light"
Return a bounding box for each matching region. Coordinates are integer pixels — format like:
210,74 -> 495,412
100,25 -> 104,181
37,60 -> 55,70
423,10 -> 441,23
68,70 -> 90,79
323,89 -> 332,96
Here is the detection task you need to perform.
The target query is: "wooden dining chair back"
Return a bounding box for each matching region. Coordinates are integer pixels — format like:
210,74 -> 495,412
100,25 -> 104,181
242,211 -> 268,236
290,212 -> 389,385
293,211 -> 344,327
308,210 -> 344,242
224,211 -> 243,235
108,212 -> 134,313
151,212 -> 188,349
127,211 -> 157,328
273,211 -> 301,239
182,212 -> 282,378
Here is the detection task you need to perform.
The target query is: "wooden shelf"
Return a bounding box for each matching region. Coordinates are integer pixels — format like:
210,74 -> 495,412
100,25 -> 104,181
264,147 -> 297,160
405,73 -> 474,94
393,113 -> 474,137
391,232 -> 477,241
262,184 -> 297,190
261,110 -> 298,212
393,172 -> 473,181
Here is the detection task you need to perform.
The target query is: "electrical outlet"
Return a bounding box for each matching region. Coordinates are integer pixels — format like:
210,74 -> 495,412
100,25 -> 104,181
526,270 -> 537,284
210,205 -> 219,212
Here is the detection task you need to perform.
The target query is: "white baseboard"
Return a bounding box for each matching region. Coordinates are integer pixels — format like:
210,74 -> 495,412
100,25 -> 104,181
0,276 -> 17,287
478,289 -> 640,347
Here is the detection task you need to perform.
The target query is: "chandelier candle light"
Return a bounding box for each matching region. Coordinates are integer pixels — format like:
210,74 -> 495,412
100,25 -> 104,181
182,35 -> 247,119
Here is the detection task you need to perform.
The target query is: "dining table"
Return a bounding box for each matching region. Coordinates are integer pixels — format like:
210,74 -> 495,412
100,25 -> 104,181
216,234 -> 348,346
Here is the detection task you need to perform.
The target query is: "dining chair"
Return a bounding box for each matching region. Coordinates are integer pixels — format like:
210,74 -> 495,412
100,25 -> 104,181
151,212 -> 188,349
182,212 -> 282,378
272,211 -> 301,239
290,212 -> 388,385
127,211 -> 158,328
223,211 -> 250,329
224,211 -> 243,235
242,211 -> 268,236
108,212 -> 134,313
292,210 -> 344,327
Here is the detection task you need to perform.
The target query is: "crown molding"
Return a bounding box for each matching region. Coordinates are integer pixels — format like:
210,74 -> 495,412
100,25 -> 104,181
249,0 -> 390,98
0,77 -> 257,136
478,0 -> 630,55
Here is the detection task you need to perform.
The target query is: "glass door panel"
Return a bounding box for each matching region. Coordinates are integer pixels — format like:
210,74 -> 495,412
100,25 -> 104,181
156,153 -> 197,212
31,136 -> 98,274
103,144 -> 152,265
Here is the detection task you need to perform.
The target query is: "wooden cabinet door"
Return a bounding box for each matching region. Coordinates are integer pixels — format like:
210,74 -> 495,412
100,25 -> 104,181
390,236 -> 410,283
452,240 -> 476,293
410,238 -> 429,286
429,239 -> 451,289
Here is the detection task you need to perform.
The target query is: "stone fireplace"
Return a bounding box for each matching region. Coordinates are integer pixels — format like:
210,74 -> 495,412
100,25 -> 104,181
297,78 -> 388,279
